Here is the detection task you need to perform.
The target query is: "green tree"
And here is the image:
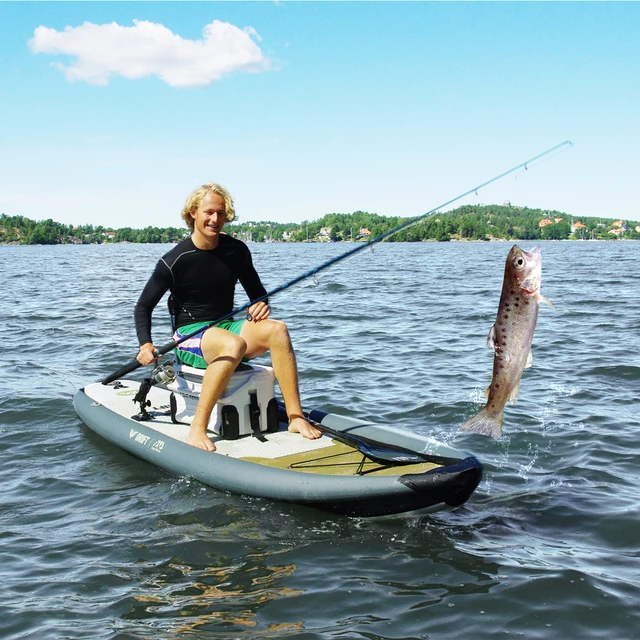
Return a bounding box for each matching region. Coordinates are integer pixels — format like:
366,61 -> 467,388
541,219 -> 570,240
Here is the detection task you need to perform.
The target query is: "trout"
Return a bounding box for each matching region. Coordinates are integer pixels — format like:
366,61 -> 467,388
459,244 -> 550,439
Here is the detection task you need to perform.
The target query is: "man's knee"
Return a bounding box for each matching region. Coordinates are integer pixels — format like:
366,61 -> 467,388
224,334 -> 248,360
268,319 -> 291,347
269,320 -> 293,350
203,330 -> 247,363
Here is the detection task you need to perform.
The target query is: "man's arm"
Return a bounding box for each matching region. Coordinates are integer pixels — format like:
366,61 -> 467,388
134,261 -> 172,353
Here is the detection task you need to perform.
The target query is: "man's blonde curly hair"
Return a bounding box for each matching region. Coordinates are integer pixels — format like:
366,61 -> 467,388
180,182 -> 236,229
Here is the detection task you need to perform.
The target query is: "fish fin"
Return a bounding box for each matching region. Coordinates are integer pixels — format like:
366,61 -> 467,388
508,380 -> 520,404
459,408 -> 503,439
524,349 -> 533,369
539,295 -> 555,309
486,325 -> 497,350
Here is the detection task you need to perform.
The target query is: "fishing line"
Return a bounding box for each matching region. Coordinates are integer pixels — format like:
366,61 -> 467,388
103,140 -> 573,385
514,141 -> 573,180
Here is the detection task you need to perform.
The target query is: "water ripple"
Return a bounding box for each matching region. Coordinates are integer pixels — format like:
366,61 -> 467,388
1,241 -> 639,638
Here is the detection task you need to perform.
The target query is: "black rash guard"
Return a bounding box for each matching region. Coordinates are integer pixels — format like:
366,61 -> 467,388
134,235 -> 268,346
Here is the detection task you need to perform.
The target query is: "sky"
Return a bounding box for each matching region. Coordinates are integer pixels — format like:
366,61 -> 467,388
1,1 -> 639,229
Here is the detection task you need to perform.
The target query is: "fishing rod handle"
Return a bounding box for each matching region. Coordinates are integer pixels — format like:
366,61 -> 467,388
102,359 -> 142,384
101,338 -> 180,384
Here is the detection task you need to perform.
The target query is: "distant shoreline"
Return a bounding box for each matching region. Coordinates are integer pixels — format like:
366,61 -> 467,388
2,205 -> 639,244
2,238 -> 638,247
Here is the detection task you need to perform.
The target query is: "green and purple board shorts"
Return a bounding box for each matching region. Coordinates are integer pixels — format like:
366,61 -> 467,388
173,319 -> 246,369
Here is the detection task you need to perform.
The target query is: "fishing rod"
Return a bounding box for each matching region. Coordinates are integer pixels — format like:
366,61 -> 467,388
102,140 -> 573,385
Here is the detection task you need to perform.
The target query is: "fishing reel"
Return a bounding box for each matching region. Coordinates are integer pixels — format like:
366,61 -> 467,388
151,362 -> 176,385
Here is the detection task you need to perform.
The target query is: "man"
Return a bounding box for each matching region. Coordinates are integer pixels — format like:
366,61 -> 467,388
134,182 -> 321,452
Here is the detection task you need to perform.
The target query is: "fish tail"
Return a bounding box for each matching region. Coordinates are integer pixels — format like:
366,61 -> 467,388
459,408 -> 503,439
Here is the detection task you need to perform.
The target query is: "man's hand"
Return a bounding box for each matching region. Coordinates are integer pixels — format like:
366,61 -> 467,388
137,342 -> 157,365
247,301 -> 270,322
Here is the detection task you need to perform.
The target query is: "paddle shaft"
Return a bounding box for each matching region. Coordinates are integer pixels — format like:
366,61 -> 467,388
102,140 -> 572,385
311,421 -> 457,466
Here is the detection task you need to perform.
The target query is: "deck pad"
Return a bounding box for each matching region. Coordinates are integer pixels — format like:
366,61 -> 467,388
242,441 -> 441,476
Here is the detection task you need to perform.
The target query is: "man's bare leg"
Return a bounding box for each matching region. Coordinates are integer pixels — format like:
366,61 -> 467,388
188,328 -> 247,452
241,319 -> 321,439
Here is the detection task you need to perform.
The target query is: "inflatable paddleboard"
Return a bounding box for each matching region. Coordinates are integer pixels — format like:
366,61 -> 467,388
74,362 -> 482,517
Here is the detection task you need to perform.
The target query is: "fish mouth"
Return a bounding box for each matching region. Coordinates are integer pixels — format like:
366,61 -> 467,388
519,274 -> 540,295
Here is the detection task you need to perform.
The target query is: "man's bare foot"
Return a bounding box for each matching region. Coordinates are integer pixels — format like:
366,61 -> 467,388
187,426 -> 216,452
288,415 -> 322,440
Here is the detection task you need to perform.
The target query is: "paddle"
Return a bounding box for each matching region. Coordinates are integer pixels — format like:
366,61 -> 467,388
311,421 -> 457,467
102,140 -> 572,385
291,403 -> 461,466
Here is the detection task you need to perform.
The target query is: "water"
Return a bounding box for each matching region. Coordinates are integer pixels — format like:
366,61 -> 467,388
1,240 -> 638,639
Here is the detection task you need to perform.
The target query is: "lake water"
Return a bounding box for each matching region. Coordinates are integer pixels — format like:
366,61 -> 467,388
1,240 -> 638,639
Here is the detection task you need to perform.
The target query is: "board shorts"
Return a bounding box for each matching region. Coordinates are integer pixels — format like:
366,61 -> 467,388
173,319 -> 246,369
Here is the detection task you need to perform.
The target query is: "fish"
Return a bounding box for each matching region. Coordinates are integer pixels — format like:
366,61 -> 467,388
459,244 -> 551,439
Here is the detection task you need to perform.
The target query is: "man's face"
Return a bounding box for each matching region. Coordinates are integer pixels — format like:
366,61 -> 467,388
191,192 -> 226,242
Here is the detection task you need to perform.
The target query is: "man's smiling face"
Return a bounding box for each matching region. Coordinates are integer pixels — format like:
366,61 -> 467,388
191,191 -> 226,248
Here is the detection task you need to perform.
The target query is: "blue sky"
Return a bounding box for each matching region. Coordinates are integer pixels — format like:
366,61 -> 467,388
1,1 -> 638,229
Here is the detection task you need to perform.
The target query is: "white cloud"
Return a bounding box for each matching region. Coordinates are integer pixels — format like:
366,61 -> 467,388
28,19 -> 271,88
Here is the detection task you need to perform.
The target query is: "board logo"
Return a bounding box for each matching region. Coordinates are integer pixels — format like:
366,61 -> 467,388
151,440 -> 165,453
129,429 -> 151,446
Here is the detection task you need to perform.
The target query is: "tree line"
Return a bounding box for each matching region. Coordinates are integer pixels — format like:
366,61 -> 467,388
0,215 -> 189,245
1,206 -> 638,245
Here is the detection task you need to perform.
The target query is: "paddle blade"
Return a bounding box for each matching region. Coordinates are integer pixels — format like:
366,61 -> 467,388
356,442 -> 428,466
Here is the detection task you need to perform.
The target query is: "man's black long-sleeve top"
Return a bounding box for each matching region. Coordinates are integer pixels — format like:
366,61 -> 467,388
134,235 -> 268,346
